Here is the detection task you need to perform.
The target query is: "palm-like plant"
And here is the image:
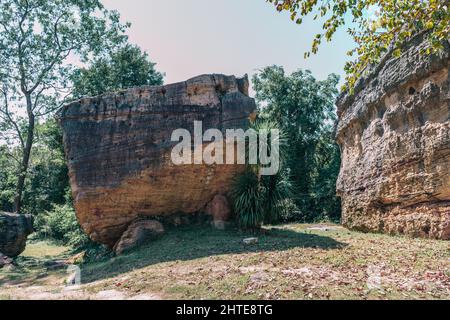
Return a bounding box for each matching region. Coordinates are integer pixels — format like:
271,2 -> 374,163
231,119 -> 293,230
230,168 -> 264,231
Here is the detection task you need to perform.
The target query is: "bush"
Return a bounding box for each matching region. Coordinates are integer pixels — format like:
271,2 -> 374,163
34,204 -> 91,249
35,203 -> 112,262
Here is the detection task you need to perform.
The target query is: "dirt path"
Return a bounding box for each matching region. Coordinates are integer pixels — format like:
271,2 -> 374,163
1,270 -> 163,300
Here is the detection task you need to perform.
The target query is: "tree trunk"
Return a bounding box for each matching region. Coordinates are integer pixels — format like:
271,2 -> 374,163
13,93 -> 34,214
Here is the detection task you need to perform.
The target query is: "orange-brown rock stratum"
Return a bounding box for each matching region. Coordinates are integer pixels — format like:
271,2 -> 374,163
336,34 -> 449,239
59,74 -> 256,247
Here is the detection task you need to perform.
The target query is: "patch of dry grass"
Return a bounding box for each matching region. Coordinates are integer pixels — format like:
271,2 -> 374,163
1,224 -> 449,300
21,241 -> 69,259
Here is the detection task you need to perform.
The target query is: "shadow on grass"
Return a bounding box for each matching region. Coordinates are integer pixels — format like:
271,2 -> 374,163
80,224 -> 346,284
0,252 -> 68,286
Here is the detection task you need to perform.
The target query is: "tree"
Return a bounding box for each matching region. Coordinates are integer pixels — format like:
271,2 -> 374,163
0,118 -> 69,215
267,0 -> 449,90
0,145 -> 16,212
21,119 -> 69,216
0,0 -> 128,213
72,44 -> 164,98
253,66 -> 340,222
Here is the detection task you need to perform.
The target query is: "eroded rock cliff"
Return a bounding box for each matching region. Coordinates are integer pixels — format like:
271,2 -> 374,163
336,35 -> 449,239
60,74 -> 256,247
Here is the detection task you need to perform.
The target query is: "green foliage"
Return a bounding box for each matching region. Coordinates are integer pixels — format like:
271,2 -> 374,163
231,169 -> 264,231
72,44 -> 164,98
0,0 -> 129,212
0,2 -> 164,249
267,0 -> 449,90
34,203 -> 89,249
22,119 -> 69,215
0,145 -> 16,212
231,120 -> 293,230
34,199 -> 110,260
307,128 -> 341,221
253,66 -> 341,222
0,118 -> 69,215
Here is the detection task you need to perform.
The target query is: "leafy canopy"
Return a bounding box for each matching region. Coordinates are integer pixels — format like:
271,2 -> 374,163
0,0 -> 128,212
267,0 -> 449,90
72,44 -> 164,98
0,0 -> 128,105
253,66 -> 341,222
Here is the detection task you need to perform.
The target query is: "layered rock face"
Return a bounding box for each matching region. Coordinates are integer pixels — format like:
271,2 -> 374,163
336,35 -> 449,239
59,74 -> 256,247
0,212 -> 33,257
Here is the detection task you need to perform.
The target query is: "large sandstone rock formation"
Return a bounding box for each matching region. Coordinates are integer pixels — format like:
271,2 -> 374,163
336,34 -> 449,239
0,212 -> 33,257
59,74 -> 256,247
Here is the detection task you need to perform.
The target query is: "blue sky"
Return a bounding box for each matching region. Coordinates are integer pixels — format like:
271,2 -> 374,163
102,0 -> 356,91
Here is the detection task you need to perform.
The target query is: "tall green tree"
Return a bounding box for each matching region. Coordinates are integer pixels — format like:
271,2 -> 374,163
0,0 -> 128,213
0,145 -> 16,212
72,44 -> 164,98
0,118 -> 68,215
253,66 -> 340,221
267,0 -> 449,90
22,119 -> 69,216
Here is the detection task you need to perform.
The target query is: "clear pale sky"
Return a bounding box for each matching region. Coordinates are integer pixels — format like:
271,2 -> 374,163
102,0 -> 355,91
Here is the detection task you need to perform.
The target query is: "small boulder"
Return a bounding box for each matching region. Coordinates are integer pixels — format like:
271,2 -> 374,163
243,237 -> 258,245
205,195 -> 231,229
0,252 -> 13,268
113,219 -> 164,255
44,260 -> 68,271
65,251 -> 86,265
0,212 -> 33,257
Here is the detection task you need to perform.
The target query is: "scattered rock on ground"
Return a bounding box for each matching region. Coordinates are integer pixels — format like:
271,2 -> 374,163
243,237 -> 258,245
0,252 -> 13,268
44,260 -> 68,271
306,225 -> 343,232
64,251 -> 86,265
113,219 -> 165,255
205,194 -> 232,230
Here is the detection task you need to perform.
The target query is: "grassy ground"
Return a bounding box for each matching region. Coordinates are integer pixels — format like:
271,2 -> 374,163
0,223 -> 449,300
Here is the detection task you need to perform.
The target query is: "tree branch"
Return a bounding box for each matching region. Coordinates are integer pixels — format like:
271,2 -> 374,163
0,87 -> 25,150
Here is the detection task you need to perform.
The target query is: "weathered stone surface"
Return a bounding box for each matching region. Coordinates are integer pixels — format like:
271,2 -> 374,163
0,252 -> 13,268
205,194 -> 231,229
113,219 -> 164,255
336,34 -> 450,239
0,212 -> 34,257
59,74 -> 256,247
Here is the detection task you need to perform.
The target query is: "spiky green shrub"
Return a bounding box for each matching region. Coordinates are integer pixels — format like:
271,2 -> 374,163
231,120 -> 292,230
230,169 -> 264,231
